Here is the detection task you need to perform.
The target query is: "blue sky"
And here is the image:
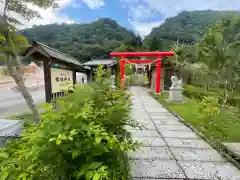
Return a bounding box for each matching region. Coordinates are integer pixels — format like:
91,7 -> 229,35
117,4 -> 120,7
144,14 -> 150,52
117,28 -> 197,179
2,0 -> 240,37
60,0 -> 133,29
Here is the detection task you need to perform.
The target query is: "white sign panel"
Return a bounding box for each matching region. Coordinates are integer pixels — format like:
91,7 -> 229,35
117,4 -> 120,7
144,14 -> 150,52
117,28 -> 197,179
51,68 -> 73,93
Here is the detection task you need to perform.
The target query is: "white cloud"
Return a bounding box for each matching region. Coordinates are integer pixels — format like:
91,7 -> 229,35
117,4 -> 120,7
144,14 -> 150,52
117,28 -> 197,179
122,0 -> 240,36
83,0 -> 105,9
129,19 -> 164,37
0,0 -> 105,30
0,0 -> 75,29
129,4 -> 154,21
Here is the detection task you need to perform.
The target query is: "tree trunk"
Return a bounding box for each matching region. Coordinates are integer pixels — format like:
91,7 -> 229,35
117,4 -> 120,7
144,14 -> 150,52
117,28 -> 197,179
13,72 -> 40,123
221,79 -> 228,112
6,46 -> 40,123
115,62 -> 120,88
2,4 -> 40,123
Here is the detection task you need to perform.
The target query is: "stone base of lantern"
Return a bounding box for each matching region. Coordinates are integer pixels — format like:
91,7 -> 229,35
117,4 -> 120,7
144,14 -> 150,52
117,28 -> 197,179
168,87 -> 183,103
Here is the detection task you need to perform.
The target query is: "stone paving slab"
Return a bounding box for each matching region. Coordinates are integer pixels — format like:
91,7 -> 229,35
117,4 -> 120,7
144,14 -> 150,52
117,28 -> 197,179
133,115 -> 150,119
132,178 -> 183,180
164,138 -> 211,149
129,87 -> 240,180
132,110 -> 146,113
178,161 -> 240,180
138,123 -> 156,130
129,147 -> 174,160
142,104 -> 162,107
161,130 -> 199,139
131,117 -> 151,121
132,114 -> 150,119
132,110 -> 146,114
132,117 -> 151,121
148,112 -> 173,116
137,121 -> 155,127
145,108 -> 169,113
130,129 -> 161,137
150,115 -> 180,121
151,119 -> 183,125
131,113 -> 150,117
170,147 -> 225,162
133,137 -> 167,147
131,159 -> 186,179
156,125 -> 192,132
135,118 -> 153,123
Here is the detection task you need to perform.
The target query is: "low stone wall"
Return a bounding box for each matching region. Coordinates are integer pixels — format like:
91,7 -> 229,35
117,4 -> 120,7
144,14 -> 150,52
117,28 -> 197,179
0,119 -> 23,148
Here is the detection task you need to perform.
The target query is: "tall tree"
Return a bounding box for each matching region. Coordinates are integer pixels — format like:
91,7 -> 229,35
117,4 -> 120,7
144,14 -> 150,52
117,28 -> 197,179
0,0 -> 58,122
149,37 -> 162,51
197,26 -> 240,109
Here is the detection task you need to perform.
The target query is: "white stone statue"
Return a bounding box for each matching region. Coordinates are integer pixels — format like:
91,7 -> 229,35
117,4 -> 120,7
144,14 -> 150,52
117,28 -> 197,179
177,78 -> 183,88
110,75 -> 116,88
170,76 -> 178,88
170,76 -> 183,89
169,76 -> 183,103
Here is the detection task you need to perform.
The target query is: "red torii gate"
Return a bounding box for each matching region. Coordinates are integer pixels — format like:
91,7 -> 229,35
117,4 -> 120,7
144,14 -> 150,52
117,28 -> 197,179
110,52 -> 174,93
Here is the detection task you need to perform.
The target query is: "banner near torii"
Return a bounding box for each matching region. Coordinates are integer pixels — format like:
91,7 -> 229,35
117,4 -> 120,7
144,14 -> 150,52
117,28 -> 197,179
110,52 -> 174,93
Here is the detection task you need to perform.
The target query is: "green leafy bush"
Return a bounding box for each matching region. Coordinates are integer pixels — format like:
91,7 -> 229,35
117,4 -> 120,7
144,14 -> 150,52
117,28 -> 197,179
128,75 -> 137,86
128,74 -> 144,86
183,85 -> 217,100
0,66 -> 139,180
219,95 -> 240,107
184,85 -> 240,107
0,67 -> 8,75
198,96 -> 220,119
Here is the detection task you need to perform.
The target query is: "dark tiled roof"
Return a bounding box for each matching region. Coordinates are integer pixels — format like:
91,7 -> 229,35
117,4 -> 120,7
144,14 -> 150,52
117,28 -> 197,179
28,41 -> 91,70
83,59 -> 116,67
34,41 -> 83,67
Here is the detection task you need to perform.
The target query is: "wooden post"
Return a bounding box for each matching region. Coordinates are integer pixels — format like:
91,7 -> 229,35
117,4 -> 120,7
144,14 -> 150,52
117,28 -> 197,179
120,56 -> 125,89
156,56 -> 162,94
73,70 -> 76,85
147,68 -> 152,88
43,60 -> 52,103
87,69 -> 93,83
115,63 -> 120,87
111,65 -> 115,75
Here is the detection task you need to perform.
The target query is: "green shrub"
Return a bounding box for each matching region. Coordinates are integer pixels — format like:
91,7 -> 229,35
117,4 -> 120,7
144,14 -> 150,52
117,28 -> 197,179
0,67 -> 8,75
128,75 -> 137,86
220,95 -> 240,107
128,74 -> 144,86
184,85 -> 240,107
183,85 -> 217,100
198,96 -> 220,119
0,66 -> 139,180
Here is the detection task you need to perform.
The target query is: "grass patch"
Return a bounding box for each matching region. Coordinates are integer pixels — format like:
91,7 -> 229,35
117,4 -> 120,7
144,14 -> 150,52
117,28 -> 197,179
8,113 -> 34,127
152,92 -> 240,167
8,113 -> 33,120
153,92 -> 240,143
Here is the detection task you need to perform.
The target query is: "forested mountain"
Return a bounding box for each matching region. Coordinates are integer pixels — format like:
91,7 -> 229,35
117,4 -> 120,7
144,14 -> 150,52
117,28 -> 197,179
20,18 -> 141,62
143,10 -> 237,51
20,11 -> 239,62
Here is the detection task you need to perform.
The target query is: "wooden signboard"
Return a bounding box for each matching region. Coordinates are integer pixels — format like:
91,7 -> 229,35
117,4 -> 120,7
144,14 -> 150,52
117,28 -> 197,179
50,68 -> 73,93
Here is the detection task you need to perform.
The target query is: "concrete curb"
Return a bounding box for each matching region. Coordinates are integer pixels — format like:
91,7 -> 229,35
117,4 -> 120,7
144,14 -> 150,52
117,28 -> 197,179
0,81 -> 14,84
12,84 -> 44,93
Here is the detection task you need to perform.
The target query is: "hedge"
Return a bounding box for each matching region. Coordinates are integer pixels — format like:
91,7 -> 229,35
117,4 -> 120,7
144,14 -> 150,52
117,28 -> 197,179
183,85 -> 240,107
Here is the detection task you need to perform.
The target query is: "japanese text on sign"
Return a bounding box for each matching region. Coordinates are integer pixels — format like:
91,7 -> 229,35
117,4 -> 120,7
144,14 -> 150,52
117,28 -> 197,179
51,68 -> 73,93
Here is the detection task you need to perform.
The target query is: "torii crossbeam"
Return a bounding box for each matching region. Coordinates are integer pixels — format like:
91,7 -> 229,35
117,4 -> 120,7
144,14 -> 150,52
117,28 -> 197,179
110,51 -> 174,93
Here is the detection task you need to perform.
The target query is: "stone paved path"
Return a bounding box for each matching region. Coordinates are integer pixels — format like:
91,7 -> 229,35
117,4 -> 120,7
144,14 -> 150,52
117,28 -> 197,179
129,87 -> 240,180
